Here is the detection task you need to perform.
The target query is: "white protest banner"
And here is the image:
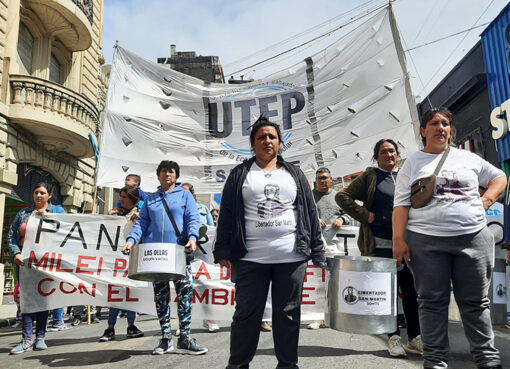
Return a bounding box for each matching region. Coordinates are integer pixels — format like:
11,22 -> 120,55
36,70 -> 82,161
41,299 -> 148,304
96,7 -> 419,193
20,213 -> 157,315
19,214 -> 350,320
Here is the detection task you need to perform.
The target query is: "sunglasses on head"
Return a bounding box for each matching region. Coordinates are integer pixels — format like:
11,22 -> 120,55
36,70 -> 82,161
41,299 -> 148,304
317,176 -> 330,180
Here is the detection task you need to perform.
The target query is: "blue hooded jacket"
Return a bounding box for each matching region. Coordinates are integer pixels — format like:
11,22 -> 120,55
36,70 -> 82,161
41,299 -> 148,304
126,184 -> 200,244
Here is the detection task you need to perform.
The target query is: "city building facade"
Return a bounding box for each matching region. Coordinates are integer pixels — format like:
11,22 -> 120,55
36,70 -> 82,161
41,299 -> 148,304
0,0 -> 104,266
157,44 -> 225,83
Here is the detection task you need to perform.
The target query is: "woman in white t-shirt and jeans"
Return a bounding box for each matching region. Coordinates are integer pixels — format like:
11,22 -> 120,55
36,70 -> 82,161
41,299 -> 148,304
213,116 -> 326,369
393,107 -> 506,369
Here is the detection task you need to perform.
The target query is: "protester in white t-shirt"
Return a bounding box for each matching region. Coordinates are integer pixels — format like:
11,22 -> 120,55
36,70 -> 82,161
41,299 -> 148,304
393,107 -> 506,369
213,116 -> 326,369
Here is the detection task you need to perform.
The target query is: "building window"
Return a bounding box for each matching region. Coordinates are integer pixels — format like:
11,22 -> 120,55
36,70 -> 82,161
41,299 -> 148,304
17,23 -> 34,75
49,53 -> 61,84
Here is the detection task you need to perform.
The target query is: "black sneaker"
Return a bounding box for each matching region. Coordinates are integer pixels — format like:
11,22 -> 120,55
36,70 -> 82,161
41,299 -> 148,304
153,338 -> 174,355
99,328 -> 115,342
175,336 -> 208,355
127,325 -> 144,338
72,316 -> 82,326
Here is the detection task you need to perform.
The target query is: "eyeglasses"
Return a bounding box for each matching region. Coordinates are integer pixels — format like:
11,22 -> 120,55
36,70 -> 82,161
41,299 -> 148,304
317,176 -> 330,180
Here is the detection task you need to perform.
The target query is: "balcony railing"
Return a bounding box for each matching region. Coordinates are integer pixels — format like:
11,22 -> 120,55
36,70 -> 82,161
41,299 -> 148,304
71,0 -> 94,25
9,75 -> 98,134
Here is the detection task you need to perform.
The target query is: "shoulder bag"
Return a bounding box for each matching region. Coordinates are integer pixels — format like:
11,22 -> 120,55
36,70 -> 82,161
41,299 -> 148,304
159,193 -> 206,262
410,147 -> 450,209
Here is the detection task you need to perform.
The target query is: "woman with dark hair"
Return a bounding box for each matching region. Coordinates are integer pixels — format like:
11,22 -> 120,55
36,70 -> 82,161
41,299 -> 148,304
8,182 -> 66,354
100,186 -> 144,342
336,139 -> 422,357
213,116 -> 326,368
122,161 -> 207,355
393,108 -> 506,369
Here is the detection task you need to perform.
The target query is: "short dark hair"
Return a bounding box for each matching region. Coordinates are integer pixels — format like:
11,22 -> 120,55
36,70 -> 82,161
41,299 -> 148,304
315,167 -> 331,176
33,182 -> 53,195
419,107 -> 454,146
249,115 -> 283,148
125,174 -> 141,186
373,139 -> 399,160
156,160 -> 180,178
120,185 -> 140,206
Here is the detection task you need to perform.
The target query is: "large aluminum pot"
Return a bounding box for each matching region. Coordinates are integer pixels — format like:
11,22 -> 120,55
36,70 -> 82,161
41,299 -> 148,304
489,258 -> 507,325
325,255 -> 397,334
128,242 -> 186,282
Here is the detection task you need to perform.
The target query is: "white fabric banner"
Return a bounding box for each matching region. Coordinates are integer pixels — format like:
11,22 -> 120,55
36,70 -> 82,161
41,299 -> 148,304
19,214 -> 355,320
96,7 -> 419,193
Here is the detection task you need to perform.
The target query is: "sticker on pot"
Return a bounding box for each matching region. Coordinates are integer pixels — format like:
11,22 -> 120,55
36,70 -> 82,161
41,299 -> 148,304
338,270 -> 394,315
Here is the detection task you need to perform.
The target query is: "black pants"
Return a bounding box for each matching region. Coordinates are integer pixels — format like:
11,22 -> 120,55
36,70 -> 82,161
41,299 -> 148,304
226,260 -> 308,369
374,248 -> 421,340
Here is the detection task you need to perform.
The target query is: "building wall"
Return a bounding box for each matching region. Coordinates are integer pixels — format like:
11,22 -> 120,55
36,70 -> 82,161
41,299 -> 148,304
0,1 -> 7,91
417,41 -> 499,167
157,46 -> 225,83
0,0 -> 105,262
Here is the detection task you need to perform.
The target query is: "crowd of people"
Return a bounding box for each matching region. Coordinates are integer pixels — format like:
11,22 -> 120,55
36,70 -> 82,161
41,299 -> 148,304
5,111 -> 508,369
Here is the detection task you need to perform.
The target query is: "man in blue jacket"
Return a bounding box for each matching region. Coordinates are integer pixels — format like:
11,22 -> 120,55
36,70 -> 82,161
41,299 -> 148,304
122,160 -> 207,355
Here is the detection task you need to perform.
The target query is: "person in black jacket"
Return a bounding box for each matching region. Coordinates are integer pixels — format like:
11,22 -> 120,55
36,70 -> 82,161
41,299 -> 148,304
213,116 -> 326,369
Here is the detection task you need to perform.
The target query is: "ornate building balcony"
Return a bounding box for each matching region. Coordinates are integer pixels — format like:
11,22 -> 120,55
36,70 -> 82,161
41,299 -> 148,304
8,74 -> 98,158
24,0 -> 93,51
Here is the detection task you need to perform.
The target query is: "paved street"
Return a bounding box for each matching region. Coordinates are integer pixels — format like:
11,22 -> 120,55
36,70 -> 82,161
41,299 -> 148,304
0,309 -> 508,369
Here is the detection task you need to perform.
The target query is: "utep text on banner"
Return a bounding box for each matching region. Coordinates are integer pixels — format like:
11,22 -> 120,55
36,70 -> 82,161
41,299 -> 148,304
19,213 -> 330,320
96,7 -> 418,193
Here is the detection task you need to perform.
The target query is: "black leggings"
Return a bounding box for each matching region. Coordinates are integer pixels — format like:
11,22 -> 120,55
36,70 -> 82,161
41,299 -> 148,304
374,248 -> 421,340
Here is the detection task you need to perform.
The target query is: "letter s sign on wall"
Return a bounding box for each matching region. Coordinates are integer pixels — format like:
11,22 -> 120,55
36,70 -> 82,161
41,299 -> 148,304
490,98 -> 510,139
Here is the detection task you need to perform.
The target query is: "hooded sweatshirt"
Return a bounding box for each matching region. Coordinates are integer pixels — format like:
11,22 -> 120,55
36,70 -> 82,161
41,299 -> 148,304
126,184 -> 200,244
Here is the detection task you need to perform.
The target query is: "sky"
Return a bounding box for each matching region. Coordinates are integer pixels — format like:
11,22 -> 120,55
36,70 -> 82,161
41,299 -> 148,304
102,0 -> 510,100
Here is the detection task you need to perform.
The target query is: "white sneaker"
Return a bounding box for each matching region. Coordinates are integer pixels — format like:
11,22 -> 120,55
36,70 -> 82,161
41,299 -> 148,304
406,335 -> 423,355
202,320 -> 219,332
388,335 -> 407,357
307,320 -> 326,329
307,321 -> 321,330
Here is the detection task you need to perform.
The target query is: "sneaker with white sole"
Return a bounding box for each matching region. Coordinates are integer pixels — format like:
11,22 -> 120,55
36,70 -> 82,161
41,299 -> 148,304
406,335 -> 423,355
10,339 -> 33,355
260,321 -> 272,332
153,338 -> 174,355
203,320 -> 219,332
127,324 -> 144,338
34,338 -> 47,351
388,335 -> 407,357
175,336 -> 208,355
47,322 -> 73,332
99,327 -> 115,342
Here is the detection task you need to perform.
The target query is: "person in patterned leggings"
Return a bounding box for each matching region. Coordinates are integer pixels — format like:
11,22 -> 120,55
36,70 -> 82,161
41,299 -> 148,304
122,160 -> 207,355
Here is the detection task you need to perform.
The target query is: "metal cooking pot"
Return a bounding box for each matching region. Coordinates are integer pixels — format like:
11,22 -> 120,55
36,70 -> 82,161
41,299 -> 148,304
128,242 -> 186,282
325,255 -> 397,334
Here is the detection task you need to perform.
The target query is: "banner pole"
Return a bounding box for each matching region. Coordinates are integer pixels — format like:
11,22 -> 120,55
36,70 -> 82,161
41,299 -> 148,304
87,186 -> 98,324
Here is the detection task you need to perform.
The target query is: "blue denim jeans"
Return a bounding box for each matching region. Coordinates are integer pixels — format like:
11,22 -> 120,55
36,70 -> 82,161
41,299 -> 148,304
52,307 -> 64,325
22,310 -> 49,340
107,308 -> 136,326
